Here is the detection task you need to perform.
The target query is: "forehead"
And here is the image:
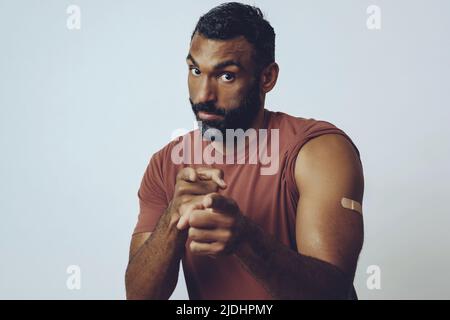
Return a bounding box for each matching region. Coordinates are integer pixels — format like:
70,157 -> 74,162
188,33 -> 254,68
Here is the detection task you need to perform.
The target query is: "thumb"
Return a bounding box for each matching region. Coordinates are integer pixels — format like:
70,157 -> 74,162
176,201 -> 204,230
203,193 -> 236,214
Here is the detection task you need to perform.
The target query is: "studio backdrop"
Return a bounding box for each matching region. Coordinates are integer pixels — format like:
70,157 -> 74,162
1,0 -> 449,299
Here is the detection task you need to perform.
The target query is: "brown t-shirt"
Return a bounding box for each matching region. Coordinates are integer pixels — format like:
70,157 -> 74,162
133,109 -> 361,299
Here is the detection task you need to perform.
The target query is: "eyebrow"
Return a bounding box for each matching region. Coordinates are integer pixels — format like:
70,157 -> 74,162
186,53 -> 244,71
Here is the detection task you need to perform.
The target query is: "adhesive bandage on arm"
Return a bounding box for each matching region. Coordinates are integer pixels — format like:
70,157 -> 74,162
341,197 -> 362,214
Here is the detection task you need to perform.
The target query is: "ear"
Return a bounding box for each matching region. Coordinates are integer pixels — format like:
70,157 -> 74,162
260,62 -> 279,94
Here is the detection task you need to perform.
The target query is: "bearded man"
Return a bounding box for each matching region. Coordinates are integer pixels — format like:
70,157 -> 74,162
125,2 -> 364,300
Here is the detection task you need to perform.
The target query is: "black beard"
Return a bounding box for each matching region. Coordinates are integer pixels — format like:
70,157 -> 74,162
190,79 -> 261,141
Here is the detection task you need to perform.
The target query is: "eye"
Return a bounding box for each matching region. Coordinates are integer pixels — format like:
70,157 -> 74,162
190,68 -> 201,77
220,72 -> 235,82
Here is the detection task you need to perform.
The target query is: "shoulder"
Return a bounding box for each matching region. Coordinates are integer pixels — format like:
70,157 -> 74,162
295,133 -> 364,198
267,110 -> 311,136
267,110 -> 353,152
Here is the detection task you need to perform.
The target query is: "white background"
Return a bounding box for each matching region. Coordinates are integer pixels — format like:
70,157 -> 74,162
1,0 -> 449,299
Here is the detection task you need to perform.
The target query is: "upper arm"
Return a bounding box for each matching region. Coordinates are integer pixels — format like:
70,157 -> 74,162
128,232 -> 152,262
294,133 -> 364,276
134,151 -> 171,235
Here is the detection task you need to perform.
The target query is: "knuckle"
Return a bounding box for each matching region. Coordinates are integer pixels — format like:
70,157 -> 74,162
207,167 -> 222,176
176,183 -> 188,195
223,230 -> 232,240
176,168 -> 187,179
188,228 -> 196,239
177,167 -> 194,181
215,242 -> 225,252
190,241 -> 199,253
215,168 -> 224,178
189,212 -> 198,225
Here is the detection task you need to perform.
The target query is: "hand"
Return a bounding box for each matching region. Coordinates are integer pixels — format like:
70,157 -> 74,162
167,167 -> 227,229
177,193 -> 248,257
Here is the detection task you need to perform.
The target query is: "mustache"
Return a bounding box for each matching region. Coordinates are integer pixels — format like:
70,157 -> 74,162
190,99 -> 226,117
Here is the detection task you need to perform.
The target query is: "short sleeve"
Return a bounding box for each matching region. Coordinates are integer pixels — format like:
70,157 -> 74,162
284,119 -> 361,201
133,151 -> 169,235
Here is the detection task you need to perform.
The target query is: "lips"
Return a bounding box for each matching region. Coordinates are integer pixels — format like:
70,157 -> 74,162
197,111 -> 224,121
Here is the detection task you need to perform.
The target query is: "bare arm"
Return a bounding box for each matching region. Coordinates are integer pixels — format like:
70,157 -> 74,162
232,134 -> 364,299
125,207 -> 187,300
176,135 -> 363,299
125,167 -> 226,300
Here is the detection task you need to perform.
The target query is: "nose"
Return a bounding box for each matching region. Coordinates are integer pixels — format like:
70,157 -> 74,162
195,77 -> 217,104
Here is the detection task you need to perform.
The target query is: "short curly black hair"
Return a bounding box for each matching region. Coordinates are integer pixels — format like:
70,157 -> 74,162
191,2 -> 275,73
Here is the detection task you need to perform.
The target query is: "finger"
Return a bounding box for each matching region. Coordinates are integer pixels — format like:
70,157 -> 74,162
189,240 -> 224,256
189,209 -> 234,229
178,197 -> 205,217
196,167 -> 227,189
203,193 -> 237,214
176,167 -> 197,182
177,203 -> 205,230
176,210 -> 192,230
188,227 -> 231,243
175,180 -> 219,196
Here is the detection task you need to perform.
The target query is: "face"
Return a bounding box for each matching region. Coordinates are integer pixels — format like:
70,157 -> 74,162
187,32 -> 262,139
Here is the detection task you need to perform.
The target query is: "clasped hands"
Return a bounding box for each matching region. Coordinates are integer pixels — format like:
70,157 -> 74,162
168,167 -> 247,257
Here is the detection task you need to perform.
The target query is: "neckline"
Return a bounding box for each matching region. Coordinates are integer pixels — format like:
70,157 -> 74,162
204,108 -> 272,165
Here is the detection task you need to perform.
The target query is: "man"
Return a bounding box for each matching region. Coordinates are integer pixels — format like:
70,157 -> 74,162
125,2 -> 364,300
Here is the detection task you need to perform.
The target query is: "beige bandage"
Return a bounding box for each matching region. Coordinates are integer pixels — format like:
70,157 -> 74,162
341,197 -> 362,214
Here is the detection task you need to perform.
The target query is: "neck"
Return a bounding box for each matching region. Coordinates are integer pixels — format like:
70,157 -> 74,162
249,106 -> 266,131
